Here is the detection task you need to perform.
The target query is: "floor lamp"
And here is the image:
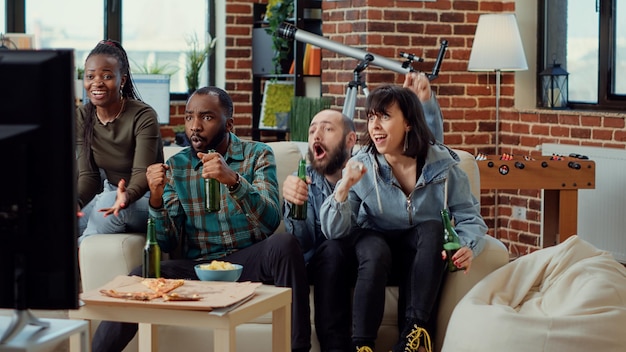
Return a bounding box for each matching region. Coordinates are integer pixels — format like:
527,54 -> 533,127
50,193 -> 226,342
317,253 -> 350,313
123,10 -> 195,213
468,13 -> 528,155
468,14 -> 528,256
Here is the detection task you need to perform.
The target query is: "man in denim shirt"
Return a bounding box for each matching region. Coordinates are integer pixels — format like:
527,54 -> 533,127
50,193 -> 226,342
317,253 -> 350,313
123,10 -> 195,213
283,109 -> 358,352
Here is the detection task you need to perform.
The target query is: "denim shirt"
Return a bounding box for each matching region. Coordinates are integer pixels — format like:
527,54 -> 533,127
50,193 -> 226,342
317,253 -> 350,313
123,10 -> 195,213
320,143 -> 487,256
283,166 -> 333,263
422,93 -> 444,143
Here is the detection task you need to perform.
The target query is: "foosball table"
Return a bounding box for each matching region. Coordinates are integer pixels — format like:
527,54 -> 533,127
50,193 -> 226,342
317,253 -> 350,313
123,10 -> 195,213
476,152 -> 596,246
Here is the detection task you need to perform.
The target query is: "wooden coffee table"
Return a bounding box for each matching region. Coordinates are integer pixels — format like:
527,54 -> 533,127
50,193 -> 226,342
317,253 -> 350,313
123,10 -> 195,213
68,284 -> 291,352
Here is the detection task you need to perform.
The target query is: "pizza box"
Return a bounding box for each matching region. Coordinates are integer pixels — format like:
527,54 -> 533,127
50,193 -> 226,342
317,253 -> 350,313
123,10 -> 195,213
80,275 -> 261,311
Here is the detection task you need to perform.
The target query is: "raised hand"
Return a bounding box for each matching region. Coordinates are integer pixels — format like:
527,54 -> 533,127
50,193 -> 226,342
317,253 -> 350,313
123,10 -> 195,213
403,71 -> 432,102
99,179 -> 130,217
334,160 -> 367,203
146,163 -> 170,208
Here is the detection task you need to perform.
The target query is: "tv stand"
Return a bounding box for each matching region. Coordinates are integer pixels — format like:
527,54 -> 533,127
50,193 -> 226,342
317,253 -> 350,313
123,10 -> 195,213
0,309 -> 50,344
0,310 -> 88,352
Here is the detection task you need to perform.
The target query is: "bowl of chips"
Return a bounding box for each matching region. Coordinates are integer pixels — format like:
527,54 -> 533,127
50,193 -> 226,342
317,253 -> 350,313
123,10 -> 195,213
194,260 -> 243,282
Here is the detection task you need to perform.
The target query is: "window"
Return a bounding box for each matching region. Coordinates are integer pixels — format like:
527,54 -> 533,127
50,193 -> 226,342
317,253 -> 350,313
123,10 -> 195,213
121,0 -> 209,95
0,1 -> 5,33
25,0 -> 102,66
542,0 -> 626,110
4,0 -> 214,98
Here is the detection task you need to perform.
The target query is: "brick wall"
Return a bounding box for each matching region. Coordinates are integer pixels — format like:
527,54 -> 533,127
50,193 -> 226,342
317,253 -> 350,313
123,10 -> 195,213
162,0 -> 626,257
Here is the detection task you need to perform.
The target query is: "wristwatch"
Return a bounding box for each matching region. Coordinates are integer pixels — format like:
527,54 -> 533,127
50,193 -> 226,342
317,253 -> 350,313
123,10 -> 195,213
228,173 -> 241,192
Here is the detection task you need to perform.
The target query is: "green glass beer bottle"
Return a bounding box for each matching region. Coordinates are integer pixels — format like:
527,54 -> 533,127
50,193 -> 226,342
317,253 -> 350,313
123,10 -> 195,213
142,217 -> 161,278
289,157 -> 307,220
441,209 -> 462,272
205,149 -> 220,212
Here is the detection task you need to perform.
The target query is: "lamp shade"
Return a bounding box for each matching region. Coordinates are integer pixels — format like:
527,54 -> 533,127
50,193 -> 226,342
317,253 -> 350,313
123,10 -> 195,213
468,14 -> 528,71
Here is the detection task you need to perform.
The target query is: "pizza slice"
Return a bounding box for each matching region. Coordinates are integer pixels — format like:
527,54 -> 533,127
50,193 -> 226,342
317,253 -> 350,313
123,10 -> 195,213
100,289 -> 160,301
162,292 -> 202,301
141,278 -> 185,295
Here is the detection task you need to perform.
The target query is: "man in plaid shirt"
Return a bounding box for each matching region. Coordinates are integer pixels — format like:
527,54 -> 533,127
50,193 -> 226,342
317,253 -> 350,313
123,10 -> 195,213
92,86 -> 311,352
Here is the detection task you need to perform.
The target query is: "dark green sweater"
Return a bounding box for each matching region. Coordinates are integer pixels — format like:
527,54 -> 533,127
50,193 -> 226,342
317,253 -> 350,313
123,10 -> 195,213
76,99 -> 164,207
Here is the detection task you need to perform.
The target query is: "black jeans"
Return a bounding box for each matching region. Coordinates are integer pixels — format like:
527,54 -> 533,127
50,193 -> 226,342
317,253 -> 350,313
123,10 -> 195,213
303,229 -> 395,349
306,238 -> 356,352
351,220 -> 447,346
394,220 -> 447,335
91,232 -> 311,352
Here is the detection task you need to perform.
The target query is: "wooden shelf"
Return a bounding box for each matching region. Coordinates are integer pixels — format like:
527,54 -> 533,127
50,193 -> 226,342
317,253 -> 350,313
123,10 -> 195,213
251,1 -> 322,142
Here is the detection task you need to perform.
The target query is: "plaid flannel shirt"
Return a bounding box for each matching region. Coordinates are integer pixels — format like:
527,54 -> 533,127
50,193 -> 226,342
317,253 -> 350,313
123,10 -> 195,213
149,133 -> 280,260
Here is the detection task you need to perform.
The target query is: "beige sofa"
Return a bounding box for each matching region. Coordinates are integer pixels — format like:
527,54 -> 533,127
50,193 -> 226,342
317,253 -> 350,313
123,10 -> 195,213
79,141 -> 509,352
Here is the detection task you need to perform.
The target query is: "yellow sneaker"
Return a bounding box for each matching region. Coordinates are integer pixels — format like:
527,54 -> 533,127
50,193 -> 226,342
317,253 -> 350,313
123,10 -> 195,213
404,325 -> 432,352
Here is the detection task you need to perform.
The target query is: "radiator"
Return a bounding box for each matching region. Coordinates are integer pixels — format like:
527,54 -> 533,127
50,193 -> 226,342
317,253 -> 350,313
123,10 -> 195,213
541,143 -> 626,263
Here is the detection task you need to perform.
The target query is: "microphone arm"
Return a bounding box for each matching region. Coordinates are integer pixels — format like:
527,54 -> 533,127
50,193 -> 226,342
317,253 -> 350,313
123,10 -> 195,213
277,22 -> 413,74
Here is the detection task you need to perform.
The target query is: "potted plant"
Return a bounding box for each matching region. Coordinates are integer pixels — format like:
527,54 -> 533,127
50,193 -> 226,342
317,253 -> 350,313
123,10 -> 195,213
186,33 -> 217,94
289,96 -> 331,141
264,0 -> 294,74
132,59 -> 178,76
75,67 -> 85,102
172,125 -> 189,147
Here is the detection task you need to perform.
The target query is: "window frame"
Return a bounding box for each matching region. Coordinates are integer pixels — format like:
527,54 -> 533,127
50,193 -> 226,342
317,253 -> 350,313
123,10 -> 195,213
5,0 -> 215,101
540,0 -> 626,111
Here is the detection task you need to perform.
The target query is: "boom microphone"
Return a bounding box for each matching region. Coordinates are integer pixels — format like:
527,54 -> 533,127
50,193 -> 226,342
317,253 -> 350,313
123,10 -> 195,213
277,22 -> 413,74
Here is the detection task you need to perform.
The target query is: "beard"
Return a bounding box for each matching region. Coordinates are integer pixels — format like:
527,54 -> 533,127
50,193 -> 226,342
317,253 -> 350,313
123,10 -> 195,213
309,135 -> 351,176
206,123 -> 228,151
187,122 -> 228,153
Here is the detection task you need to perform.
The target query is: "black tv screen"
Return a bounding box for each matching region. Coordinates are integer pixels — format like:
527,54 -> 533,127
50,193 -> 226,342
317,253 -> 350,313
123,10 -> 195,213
0,49 -> 79,310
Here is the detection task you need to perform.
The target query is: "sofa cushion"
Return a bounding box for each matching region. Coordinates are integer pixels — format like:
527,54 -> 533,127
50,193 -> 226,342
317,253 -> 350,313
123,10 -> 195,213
80,233 -> 145,291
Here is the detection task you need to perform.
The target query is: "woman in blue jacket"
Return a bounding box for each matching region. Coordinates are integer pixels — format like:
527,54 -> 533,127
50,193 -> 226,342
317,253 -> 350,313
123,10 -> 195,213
320,85 -> 487,352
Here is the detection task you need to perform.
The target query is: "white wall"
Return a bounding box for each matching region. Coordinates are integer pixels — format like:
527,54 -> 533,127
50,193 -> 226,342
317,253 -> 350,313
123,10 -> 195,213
215,1 -> 226,89
515,0 -> 539,109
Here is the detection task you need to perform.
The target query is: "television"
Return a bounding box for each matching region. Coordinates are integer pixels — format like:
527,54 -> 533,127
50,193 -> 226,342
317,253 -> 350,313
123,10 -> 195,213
0,49 -> 79,342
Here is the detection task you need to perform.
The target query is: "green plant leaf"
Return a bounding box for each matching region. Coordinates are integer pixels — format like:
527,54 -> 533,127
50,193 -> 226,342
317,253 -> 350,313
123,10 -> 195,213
264,0 -> 294,74
185,33 -> 217,92
289,96 -> 331,141
131,59 -> 178,75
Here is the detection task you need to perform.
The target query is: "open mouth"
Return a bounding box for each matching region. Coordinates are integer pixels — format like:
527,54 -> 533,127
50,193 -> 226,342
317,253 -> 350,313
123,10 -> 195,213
190,135 -> 204,148
90,90 -> 106,99
372,134 -> 387,144
313,143 -> 327,159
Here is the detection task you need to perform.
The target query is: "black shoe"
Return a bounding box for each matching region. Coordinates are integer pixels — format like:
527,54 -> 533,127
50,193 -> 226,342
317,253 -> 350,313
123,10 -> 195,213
392,324 -> 432,352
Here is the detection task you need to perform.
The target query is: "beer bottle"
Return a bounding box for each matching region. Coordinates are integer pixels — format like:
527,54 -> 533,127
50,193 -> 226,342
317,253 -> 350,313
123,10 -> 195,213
289,157 -> 307,220
205,149 -> 220,212
142,217 -> 161,278
441,209 -> 462,272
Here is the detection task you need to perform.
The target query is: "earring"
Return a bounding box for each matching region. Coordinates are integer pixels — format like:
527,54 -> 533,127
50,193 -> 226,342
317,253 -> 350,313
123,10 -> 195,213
403,130 -> 409,152
120,85 -> 124,97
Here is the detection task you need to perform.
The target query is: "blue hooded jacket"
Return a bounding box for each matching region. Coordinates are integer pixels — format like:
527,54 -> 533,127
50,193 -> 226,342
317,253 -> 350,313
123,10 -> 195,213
320,143 -> 487,256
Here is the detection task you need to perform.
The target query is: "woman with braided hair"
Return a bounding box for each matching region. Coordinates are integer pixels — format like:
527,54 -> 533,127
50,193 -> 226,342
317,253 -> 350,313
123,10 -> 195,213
76,39 -> 163,244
